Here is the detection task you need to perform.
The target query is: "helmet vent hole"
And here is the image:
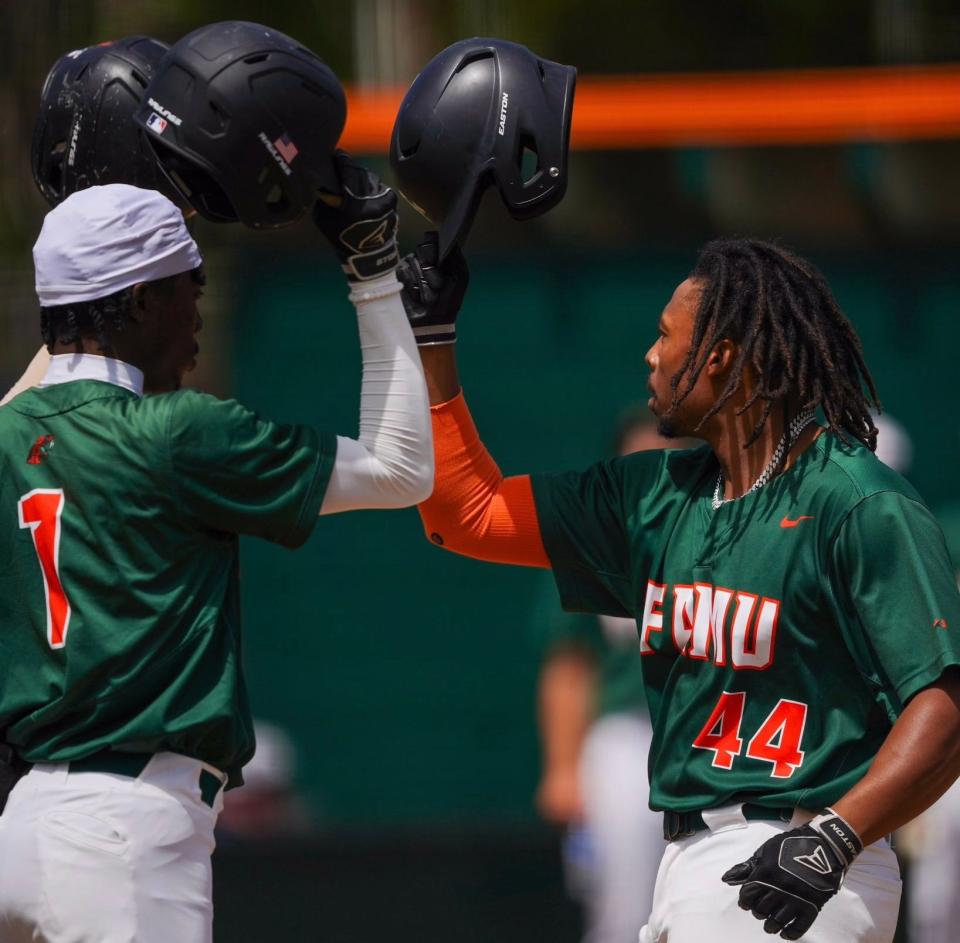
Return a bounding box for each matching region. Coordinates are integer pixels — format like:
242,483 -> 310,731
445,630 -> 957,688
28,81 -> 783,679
167,168 -> 194,199
453,51 -> 493,75
244,53 -> 269,65
257,167 -> 269,185
265,184 -> 286,209
399,140 -> 419,159
519,139 -> 540,184
131,69 -> 148,89
47,153 -> 64,195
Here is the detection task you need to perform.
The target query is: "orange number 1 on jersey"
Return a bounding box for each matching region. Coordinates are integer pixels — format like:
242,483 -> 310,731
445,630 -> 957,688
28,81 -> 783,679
18,489 -> 71,649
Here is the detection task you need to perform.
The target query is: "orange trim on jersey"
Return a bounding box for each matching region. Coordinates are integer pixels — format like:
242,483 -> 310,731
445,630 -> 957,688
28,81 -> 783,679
418,393 -> 550,569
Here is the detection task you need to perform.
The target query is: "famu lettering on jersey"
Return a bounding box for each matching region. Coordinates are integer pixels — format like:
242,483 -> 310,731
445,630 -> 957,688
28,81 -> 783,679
639,580 -> 779,669
532,435 -> 960,813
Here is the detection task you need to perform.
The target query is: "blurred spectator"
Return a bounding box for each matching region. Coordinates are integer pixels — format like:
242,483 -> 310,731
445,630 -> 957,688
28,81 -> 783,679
873,411 -> 914,476
534,408 -> 696,943
217,720 -> 313,841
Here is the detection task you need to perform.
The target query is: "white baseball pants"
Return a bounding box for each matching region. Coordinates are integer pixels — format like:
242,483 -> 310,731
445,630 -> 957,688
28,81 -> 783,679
0,752 -> 224,943
639,805 -> 901,943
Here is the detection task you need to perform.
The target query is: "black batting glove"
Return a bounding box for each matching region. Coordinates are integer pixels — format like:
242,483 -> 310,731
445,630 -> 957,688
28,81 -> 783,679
396,232 -> 469,346
721,808 -> 863,940
313,151 -> 400,282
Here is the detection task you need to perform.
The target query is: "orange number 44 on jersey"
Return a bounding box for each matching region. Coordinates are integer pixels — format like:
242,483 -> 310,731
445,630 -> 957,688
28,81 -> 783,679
693,691 -> 808,778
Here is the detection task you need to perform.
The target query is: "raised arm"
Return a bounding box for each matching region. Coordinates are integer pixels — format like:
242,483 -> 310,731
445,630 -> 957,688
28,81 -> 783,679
312,155 -> 433,513
399,238 -> 549,567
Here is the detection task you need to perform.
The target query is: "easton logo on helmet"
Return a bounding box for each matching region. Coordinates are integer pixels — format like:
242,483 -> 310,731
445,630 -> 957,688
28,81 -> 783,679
146,98 -> 182,127
498,92 -> 509,136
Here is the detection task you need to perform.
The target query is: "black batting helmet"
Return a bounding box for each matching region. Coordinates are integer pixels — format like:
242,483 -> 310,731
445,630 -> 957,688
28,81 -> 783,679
133,21 -> 346,229
31,36 -> 180,208
390,38 -> 576,259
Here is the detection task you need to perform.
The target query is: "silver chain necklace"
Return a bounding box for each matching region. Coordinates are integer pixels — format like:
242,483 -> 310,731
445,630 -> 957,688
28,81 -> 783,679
711,411 -> 816,511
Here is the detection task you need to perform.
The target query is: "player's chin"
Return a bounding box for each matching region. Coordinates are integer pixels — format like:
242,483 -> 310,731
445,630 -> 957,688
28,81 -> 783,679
647,387 -> 664,416
656,416 -> 682,439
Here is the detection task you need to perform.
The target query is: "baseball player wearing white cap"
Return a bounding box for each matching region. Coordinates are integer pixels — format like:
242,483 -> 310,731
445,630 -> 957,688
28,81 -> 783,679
0,171 -> 431,942
2,35 -> 192,409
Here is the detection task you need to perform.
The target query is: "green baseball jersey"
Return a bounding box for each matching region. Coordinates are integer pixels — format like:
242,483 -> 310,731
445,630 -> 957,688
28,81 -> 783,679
537,576 -> 648,716
532,433 -> 960,813
0,380 -> 335,786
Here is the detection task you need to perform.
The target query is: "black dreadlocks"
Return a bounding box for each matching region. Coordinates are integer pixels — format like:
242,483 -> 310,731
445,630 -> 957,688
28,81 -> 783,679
670,238 -> 880,451
39,267 -> 205,355
40,286 -> 135,356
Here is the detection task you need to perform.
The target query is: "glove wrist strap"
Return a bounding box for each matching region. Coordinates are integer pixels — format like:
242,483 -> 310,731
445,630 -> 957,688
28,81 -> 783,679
413,324 -> 456,346
809,808 -> 863,868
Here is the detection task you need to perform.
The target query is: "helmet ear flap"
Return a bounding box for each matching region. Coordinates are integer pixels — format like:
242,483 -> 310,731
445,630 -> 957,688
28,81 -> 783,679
144,135 -> 237,222
493,55 -> 575,221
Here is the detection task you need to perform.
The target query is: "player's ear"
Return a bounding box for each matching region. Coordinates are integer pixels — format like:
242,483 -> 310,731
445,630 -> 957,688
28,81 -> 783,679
705,338 -> 737,376
130,283 -> 149,322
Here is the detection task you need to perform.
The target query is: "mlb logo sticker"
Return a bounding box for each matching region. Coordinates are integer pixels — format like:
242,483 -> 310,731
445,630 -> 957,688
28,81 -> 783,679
146,112 -> 168,134
274,133 -> 299,164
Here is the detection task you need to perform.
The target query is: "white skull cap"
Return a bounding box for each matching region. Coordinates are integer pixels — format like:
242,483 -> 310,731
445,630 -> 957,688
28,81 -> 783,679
33,184 -> 202,307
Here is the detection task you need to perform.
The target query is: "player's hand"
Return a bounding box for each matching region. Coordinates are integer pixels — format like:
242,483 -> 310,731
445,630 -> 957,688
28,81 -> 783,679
536,766 -> 585,825
721,809 -> 862,940
396,232 -> 469,345
313,151 -> 399,282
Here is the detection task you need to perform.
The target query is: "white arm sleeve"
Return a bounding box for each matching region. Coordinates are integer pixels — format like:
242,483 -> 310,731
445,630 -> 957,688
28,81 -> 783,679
319,272 -> 434,515
1,346 -> 50,406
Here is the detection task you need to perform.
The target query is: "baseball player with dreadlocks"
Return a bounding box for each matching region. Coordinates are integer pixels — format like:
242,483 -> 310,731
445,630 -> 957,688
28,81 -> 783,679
395,233 -> 960,942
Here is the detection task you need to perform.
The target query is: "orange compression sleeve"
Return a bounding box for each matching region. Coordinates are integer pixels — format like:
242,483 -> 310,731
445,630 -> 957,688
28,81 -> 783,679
419,392 -> 551,568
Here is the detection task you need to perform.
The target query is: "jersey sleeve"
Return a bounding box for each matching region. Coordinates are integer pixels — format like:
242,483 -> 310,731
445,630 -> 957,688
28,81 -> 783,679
831,491 -> 960,711
166,391 -> 337,548
531,457 -> 638,617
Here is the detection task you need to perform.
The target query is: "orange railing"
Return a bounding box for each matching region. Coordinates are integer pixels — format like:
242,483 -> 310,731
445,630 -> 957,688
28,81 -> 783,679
341,64 -> 960,152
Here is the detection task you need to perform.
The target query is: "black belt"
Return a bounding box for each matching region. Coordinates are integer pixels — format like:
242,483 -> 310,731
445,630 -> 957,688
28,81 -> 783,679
69,751 -> 224,809
0,743 -> 30,816
663,804 -> 794,841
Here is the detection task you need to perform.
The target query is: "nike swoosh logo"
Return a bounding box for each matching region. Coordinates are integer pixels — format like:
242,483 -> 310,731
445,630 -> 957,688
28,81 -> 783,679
780,516 -> 815,528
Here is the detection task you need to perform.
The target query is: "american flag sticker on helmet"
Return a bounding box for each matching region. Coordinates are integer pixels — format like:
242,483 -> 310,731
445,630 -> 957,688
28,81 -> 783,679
274,134 -> 299,164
